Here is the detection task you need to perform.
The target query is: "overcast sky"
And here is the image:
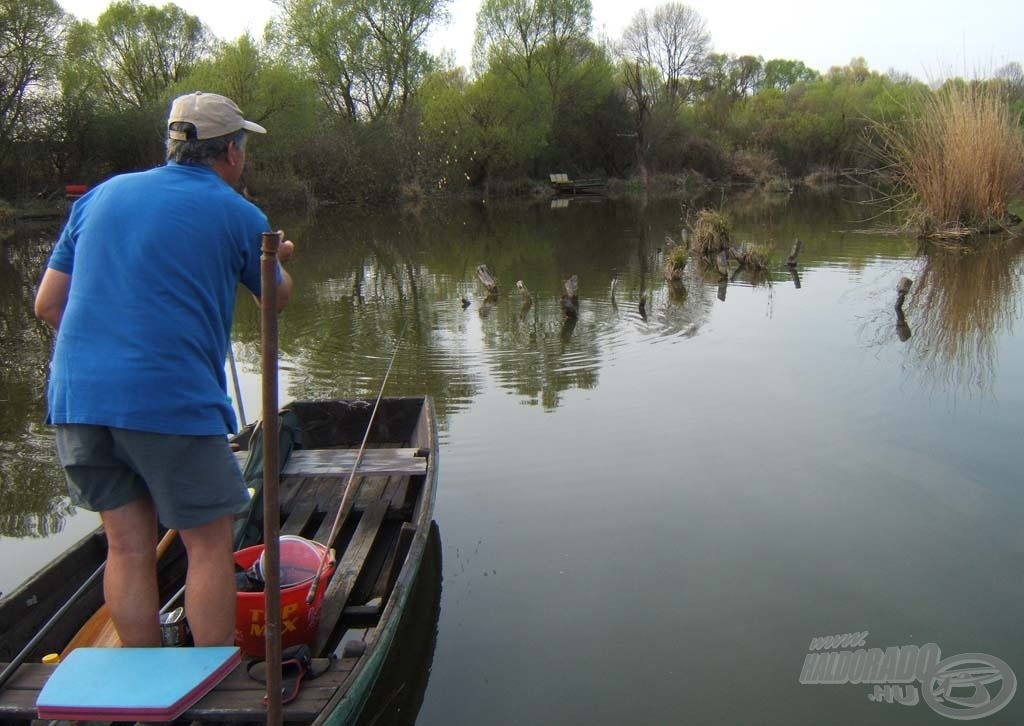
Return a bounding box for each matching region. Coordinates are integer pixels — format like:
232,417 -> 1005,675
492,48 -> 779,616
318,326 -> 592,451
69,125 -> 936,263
59,0 -> 1020,81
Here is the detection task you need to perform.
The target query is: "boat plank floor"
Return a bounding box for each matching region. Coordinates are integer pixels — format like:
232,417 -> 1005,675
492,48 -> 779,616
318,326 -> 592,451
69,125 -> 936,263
314,499 -> 390,653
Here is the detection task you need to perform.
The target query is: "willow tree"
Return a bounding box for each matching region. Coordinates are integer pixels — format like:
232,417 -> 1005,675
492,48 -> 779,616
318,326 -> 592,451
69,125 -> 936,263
472,0 -> 592,101
181,34 -> 318,131
70,0 -> 213,109
0,0 -> 65,163
277,0 -> 448,120
761,58 -> 819,91
180,33 -> 320,192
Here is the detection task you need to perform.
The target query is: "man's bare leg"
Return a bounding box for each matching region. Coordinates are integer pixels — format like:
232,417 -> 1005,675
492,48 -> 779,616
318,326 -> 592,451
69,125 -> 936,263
179,513 -> 237,646
100,495 -> 160,646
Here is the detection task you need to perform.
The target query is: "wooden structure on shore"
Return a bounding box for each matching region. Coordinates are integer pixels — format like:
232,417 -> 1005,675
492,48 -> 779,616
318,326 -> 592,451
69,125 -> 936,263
549,173 -> 605,195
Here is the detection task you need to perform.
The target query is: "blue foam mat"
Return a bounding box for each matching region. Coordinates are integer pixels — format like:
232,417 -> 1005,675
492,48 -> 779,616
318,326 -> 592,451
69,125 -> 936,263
36,646 -> 240,721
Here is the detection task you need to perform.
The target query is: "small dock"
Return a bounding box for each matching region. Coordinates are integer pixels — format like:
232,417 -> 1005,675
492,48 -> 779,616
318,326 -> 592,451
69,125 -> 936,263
549,173 -> 605,195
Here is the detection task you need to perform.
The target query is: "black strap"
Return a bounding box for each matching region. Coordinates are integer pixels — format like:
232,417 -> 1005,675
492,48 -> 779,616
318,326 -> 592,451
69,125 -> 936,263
247,645 -> 336,684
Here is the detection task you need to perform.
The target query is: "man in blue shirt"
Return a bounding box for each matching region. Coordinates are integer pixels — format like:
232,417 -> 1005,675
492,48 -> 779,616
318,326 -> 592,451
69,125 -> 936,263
34,91 -> 294,648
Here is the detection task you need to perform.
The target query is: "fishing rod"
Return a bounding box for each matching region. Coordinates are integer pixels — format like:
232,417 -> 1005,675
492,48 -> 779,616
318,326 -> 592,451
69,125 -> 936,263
0,565 -> 105,689
228,344 -> 246,427
305,325 -> 406,605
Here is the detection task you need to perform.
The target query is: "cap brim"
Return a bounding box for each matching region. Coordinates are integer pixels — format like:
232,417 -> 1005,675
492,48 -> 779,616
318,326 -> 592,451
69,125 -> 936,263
242,119 -> 267,134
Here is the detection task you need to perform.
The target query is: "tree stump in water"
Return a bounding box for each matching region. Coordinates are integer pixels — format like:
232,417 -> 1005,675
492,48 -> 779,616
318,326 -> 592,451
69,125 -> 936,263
560,274 -> 579,317
715,249 -> 730,277
786,239 -> 802,268
895,276 -> 913,341
477,264 -> 498,295
895,277 -> 912,312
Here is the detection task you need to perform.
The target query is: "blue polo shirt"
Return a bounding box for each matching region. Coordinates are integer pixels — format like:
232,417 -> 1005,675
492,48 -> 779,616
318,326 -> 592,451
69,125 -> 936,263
46,162 -> 271,435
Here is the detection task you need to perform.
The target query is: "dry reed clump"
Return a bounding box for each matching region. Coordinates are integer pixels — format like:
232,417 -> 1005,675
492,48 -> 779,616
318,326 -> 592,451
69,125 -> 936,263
872,83 -> 1024,238
664,244 -> 689,281
734,241 -> 775,271
690,209 -> 732,256
730,148 -> 783,186
667,245 -> 689,269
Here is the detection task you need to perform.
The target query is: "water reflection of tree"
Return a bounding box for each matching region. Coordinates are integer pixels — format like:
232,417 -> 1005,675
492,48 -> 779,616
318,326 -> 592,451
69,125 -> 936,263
903,238 -> 1024,394
229,199 -> 730,416
0,226 -> 73,537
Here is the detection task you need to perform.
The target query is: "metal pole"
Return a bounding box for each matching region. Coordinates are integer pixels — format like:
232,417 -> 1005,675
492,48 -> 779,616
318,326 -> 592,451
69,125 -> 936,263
260,231 -> 282,726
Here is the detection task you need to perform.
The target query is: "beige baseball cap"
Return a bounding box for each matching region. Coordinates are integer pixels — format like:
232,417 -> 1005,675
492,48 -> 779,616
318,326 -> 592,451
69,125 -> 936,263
167,91 -> 267,140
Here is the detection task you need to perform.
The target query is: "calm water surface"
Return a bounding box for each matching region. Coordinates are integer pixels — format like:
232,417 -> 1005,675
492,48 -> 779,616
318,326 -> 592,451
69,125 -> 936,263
1,190 -> 1022,724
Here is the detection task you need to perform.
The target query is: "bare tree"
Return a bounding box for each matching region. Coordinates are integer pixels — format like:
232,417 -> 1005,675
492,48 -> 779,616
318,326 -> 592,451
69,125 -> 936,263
619,2 -> 709,104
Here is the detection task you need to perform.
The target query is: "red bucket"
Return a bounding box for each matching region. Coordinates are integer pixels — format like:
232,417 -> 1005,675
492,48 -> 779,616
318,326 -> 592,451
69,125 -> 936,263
233,536 -> 336,656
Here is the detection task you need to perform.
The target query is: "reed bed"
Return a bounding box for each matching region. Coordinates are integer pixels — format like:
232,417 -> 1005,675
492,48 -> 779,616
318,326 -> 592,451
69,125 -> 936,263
872,83 -> 1024,238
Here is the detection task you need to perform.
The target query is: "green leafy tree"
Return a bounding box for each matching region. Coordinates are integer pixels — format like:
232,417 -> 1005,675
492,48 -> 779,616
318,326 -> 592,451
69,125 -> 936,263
464,64 -> 552,186
417,67 -> 477,189
542,40 -> 625,175
74,0 -> 213,109
0,0 -> 65,163
723,59 -> 927,176
761,58 -> 819,91
179,34 -> 319,141
473,0 -> 592,102
175,33 -> 321,196
277,0 -> 448,120
618,57 -> 676,182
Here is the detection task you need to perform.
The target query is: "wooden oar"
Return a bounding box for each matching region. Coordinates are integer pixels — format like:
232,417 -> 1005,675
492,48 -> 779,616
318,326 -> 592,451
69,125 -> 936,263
59,528 -> 178,658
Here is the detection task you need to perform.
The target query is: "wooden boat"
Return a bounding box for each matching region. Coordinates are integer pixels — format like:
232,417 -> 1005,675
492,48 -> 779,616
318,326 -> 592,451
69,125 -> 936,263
0,396 -> 438,725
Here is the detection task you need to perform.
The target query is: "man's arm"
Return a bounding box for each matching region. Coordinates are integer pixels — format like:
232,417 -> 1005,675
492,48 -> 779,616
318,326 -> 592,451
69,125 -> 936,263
34,268 -> 71,329
248,236 -> 294,312
276,266 -> 293,311
275,238 -> 294,311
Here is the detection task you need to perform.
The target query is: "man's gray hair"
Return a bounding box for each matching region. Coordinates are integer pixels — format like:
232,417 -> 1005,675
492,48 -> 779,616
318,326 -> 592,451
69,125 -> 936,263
166,124 -> 247,166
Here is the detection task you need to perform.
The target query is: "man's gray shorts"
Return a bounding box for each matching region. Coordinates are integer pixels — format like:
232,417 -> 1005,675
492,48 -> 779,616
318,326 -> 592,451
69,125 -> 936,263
55,424 -> 250,530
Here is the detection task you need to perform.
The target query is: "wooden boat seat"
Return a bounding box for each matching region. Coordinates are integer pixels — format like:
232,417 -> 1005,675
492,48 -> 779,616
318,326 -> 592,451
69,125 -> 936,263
235,447 -> 427,476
